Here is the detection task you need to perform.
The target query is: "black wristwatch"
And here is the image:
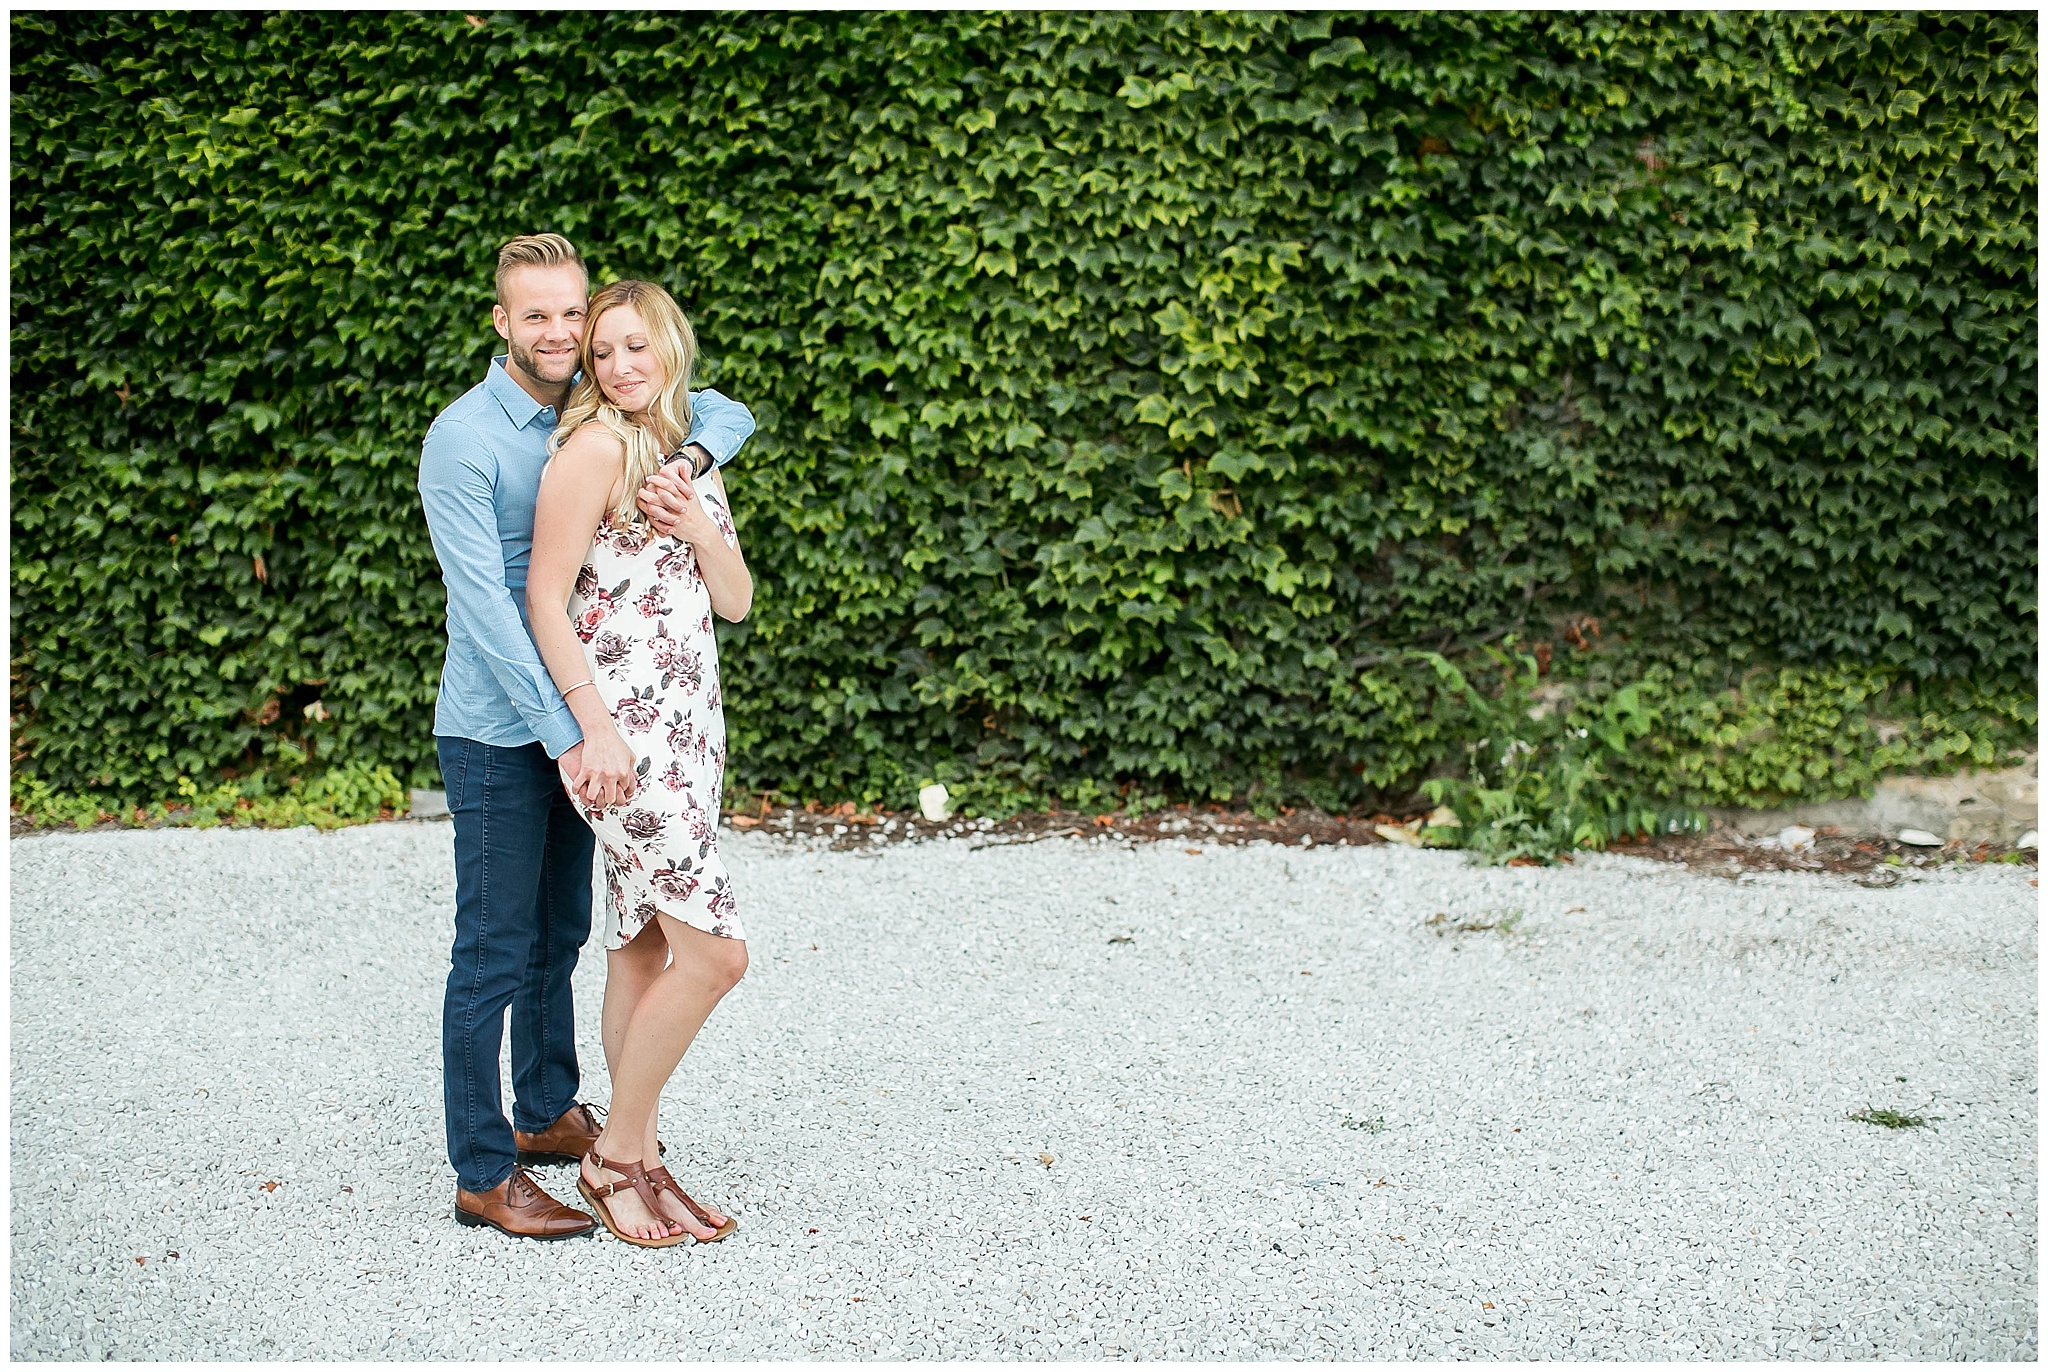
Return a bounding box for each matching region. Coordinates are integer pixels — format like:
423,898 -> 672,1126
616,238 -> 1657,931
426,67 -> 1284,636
665,444 -> 715,479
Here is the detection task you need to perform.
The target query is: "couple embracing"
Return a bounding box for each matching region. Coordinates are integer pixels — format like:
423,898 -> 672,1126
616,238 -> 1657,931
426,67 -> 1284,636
418,233 -> 752,1248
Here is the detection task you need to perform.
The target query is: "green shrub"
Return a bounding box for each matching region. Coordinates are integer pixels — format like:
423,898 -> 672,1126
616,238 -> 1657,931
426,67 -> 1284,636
11,762 -> 406,832
1627,668 -> 2037,809
1419,649 -> 2036,863
1418,649 -> 1704,865
10,777 -> 111,831
10,13 -> 2036,817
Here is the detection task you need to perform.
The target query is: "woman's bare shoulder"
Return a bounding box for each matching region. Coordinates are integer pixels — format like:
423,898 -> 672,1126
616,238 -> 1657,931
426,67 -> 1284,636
552,419 -> 627,466
559,418 -> 625,452
541,421 -> 627,512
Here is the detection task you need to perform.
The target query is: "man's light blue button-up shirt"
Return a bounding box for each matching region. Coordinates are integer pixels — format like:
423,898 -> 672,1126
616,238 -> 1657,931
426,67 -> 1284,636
419,355 -> 756,758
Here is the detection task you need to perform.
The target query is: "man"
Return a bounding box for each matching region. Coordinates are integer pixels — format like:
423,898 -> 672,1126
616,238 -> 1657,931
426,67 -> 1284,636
418,233 -> 755,1239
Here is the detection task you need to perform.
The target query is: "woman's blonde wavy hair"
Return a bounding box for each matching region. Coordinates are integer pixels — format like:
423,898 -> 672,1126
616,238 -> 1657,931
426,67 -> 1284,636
550,278 -> 697,525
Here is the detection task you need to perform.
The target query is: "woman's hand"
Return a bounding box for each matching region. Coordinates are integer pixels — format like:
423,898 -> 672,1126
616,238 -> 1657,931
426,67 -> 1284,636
575,720 -> 640,811
638,468 -> 722,547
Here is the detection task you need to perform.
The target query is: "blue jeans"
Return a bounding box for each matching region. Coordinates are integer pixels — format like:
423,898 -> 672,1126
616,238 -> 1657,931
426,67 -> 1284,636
437,736 -> 594,1193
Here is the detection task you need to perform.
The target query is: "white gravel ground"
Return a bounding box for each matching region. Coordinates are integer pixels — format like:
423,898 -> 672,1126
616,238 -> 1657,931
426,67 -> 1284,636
10,822 -> 2037,1360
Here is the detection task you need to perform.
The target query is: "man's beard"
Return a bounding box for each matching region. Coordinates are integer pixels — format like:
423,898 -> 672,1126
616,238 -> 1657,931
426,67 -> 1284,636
509,339 -> 576,390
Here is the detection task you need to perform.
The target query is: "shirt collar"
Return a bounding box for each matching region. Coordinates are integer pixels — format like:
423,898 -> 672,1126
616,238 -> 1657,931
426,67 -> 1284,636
485,355 -> 560,431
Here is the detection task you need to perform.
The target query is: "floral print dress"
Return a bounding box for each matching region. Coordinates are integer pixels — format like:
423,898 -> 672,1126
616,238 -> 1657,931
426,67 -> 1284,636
562,475 -> 744,949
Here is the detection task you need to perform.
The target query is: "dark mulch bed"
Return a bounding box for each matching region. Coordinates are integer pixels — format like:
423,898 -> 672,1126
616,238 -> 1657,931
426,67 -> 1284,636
18,799 -> 2035,884
727,801 -> 2037,882
1610,828 -> 2034,885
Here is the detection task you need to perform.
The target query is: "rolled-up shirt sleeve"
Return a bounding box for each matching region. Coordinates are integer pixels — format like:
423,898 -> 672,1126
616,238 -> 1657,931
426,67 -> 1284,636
684,388 -> 757,468
418,417 -> 583,758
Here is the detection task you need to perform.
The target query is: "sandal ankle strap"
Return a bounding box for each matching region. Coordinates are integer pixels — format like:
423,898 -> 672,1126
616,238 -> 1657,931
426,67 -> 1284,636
585,1151 -> 666,1214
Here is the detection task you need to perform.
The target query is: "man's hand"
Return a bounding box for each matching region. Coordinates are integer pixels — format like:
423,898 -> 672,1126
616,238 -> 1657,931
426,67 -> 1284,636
638,465 -> 721,546
574,724 -> 640,810
638,448 -> 720,540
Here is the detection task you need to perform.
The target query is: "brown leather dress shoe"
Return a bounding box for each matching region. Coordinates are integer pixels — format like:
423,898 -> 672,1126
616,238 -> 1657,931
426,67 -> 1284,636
455,1167 -> 596,1240
515,1102 -> 665,1165
514,1103 -> 604,1165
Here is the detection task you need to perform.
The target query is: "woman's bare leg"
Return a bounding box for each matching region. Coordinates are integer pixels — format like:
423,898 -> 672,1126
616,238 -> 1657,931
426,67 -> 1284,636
590,925 -> 679,1239
602,922 -> 669,1083
604,925 -> 675,1202
586,918 -> 747,1241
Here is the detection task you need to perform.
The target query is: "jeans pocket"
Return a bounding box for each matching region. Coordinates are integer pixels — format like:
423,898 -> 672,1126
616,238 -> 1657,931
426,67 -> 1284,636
438,737 -> 479,814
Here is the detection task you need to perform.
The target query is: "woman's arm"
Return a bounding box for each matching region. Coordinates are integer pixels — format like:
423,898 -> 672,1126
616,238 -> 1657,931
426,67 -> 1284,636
526,428 -> 642,809
662,466 -> 753,622
696,466 -> 752,622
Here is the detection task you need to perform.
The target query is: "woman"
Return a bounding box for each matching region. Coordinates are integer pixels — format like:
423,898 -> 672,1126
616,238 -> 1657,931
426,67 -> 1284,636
526,279 -> 752,1248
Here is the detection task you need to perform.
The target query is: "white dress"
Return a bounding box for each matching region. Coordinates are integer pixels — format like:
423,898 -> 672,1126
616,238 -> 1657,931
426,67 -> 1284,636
562,474 -> 743,949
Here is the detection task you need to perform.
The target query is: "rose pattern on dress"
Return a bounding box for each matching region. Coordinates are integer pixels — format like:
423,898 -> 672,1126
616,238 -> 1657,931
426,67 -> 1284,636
614,688 -> 660,735
655,543 -> 695,580
649,863 -> 697,903
574,584 -> 622,643
635,582 -> 670,618
665,712 -> 700,760
563,485 -> 745,950
604,520 -> 651,556
620,808 -> 667,842
664,647 -> 702,695
704,494 -> 738,545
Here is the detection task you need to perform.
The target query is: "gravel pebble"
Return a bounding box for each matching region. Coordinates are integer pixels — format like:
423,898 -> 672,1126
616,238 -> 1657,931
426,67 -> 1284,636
9,825 -> 2037,1359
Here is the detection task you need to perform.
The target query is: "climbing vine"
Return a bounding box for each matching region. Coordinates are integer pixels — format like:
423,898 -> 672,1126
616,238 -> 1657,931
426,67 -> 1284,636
11,12 -> 2036,815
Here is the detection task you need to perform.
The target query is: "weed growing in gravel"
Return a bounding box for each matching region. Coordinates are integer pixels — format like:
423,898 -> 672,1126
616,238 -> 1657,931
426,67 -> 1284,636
1416,648 -> 1703,866
1340,1114 -> 1387,1134
1848,1105 -> 1942,1130
1425,907 -> 1526,936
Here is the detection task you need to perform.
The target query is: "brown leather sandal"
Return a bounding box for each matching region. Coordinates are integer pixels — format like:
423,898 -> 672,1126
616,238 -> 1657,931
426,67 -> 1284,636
645,1165 -> 738,1242
576,1151 -> 690,1249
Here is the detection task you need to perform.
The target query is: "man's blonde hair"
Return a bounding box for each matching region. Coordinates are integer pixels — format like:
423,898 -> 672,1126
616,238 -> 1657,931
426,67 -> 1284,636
495,233 -> 587,305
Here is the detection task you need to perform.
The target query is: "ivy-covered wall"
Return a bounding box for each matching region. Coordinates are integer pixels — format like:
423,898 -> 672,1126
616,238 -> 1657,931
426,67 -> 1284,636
11,12 -> 2037,815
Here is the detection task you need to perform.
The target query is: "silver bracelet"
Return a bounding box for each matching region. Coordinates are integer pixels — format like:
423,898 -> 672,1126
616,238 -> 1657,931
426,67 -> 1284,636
563,679 -> 597,699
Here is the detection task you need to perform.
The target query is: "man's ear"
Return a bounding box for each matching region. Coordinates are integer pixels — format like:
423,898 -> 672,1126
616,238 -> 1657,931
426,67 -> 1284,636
491,304 -> 511,341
